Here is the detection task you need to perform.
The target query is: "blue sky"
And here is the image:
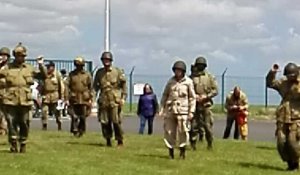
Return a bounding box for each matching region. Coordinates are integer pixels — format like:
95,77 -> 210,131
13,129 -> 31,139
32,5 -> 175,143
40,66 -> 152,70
1,0 -> 300,77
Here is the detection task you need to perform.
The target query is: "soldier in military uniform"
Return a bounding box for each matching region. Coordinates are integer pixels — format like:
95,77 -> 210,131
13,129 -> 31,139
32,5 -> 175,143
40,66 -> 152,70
190,64 -> 205,141
60,69 -> 68,117
267,63 -> 300,171
223,86 -> 249,140
0,47 -> 10,135
38,58 -> 64,130
160,60 -> 196,159
65,57 -> 93,137
0,43 -> 37,153
189,56 -> 218,150
93,52 -> 127,147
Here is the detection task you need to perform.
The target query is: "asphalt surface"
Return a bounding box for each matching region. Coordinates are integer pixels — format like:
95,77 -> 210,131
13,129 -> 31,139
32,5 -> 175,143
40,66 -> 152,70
30,115 -> 276,142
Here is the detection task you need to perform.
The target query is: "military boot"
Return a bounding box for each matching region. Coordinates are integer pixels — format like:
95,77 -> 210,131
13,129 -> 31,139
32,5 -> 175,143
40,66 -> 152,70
72,130 -> 79,137
57,122 -> 62,131
169,148 -> 174,159
117,140 -> 123,147
10,140 -> 18,153
199,134 -> 204,142
77,131 -> 83,138
106,138 -> 112,147
20,144 -> 26,153
287,161 -> 299,171
179,147 -> 186,159
295,162 -> 299,170
207,142 -> 213,150
190,140 -> 196,151
42,124 -> 47,131
287,161 -> 293,171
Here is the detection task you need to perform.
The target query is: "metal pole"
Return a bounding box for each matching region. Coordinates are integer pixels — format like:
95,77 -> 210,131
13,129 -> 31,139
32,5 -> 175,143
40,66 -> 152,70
129,66 -> 135,112
265,80 -> 268,108
221,68 -> 228,110
104,0 -> 110,51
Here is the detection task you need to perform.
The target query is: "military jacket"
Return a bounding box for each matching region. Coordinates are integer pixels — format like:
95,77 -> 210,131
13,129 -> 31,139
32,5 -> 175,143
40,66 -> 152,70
39,65 -> 64,103
65,69 -> 93,105
0,62 -> 35,106
0,65 -> 6,101
267,70 -> 300,123
191,70 -> 218,108
160,76 -> 196,115
93,66 -> 127,108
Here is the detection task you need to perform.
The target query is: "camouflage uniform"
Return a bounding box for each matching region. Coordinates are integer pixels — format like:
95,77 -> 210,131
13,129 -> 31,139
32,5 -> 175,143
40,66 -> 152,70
223,88 -> 249,140
0,47 -> 10,135
0,43 -> 36,153
93,52 -> 127,146
190,64 -> 205,141
65,57 -> 93,137
39,62 -> 64,130
161,60 -> 196,159
190,57 -> 218,150
267,63 -> 300,170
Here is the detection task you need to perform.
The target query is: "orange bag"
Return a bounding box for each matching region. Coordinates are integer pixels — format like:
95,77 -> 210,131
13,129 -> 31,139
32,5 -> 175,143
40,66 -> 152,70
236,111 -> 248,125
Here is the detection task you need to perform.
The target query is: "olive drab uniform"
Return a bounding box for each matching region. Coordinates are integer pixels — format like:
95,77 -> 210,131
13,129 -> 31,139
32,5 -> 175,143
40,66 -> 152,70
0,47 -> 10,135
93,66 -> 127,143
0,64 -> 7,135
224,90 -> 249,140
160,76 -> 196,149
65,69 -> 93,136
190,70 -> 218,149
0,61 -> 36,151
267,69 -> 300,169
39,66 -> 64,130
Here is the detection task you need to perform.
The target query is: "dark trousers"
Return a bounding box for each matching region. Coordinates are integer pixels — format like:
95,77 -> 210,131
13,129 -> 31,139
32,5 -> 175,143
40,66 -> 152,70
69,105 -> 87,134
139,115 -> 154,135
5,105 -> 30,144
223,115 -> 239,139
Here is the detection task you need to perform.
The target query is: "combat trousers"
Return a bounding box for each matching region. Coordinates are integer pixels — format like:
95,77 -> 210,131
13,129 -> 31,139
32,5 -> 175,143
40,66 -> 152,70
5,105 -> 30,144
98,106 -> 123,141
277,122 -> 300,164
41,102 -> 61,125
190,108 -> 213,145
0,104 -> 7,135
69,104 -> 87,134
164,113 -> 189,148
223,115 -> 239,139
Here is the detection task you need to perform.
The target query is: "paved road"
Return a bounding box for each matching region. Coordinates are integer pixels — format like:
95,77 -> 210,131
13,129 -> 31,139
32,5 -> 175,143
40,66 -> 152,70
30,115 -> 276,142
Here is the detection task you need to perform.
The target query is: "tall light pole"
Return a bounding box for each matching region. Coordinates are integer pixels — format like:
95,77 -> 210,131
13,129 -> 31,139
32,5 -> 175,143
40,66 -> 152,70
104,0 -> 111,51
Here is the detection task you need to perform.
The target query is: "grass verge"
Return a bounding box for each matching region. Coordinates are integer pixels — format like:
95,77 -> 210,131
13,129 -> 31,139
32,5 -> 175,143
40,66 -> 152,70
0,131 -> 291,175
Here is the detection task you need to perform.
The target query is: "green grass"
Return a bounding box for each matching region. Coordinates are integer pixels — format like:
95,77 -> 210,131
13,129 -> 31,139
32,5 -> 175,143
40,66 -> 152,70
0,131 -> 294,175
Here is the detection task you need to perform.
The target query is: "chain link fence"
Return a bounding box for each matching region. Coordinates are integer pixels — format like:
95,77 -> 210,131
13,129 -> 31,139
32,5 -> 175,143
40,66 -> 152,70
127,74 -> 281,112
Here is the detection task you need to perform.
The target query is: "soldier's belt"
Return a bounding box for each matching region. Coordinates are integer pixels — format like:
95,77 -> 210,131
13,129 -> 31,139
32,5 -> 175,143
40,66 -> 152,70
44,90 -> 58,93
291,118 -> 300,122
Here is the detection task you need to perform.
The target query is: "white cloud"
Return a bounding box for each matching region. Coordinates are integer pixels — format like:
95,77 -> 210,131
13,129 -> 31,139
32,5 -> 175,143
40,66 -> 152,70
223,36 -> 279,47
288,27 -> 300,38
208,50 -> 236,62
259,44 -> 280,55
1,0 -> 300,77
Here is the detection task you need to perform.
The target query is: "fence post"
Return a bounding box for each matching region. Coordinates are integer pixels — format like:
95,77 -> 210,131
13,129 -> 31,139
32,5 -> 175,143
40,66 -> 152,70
221,68 -> 228,110
265,79 -> 268,108
129,66 -> 135,112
